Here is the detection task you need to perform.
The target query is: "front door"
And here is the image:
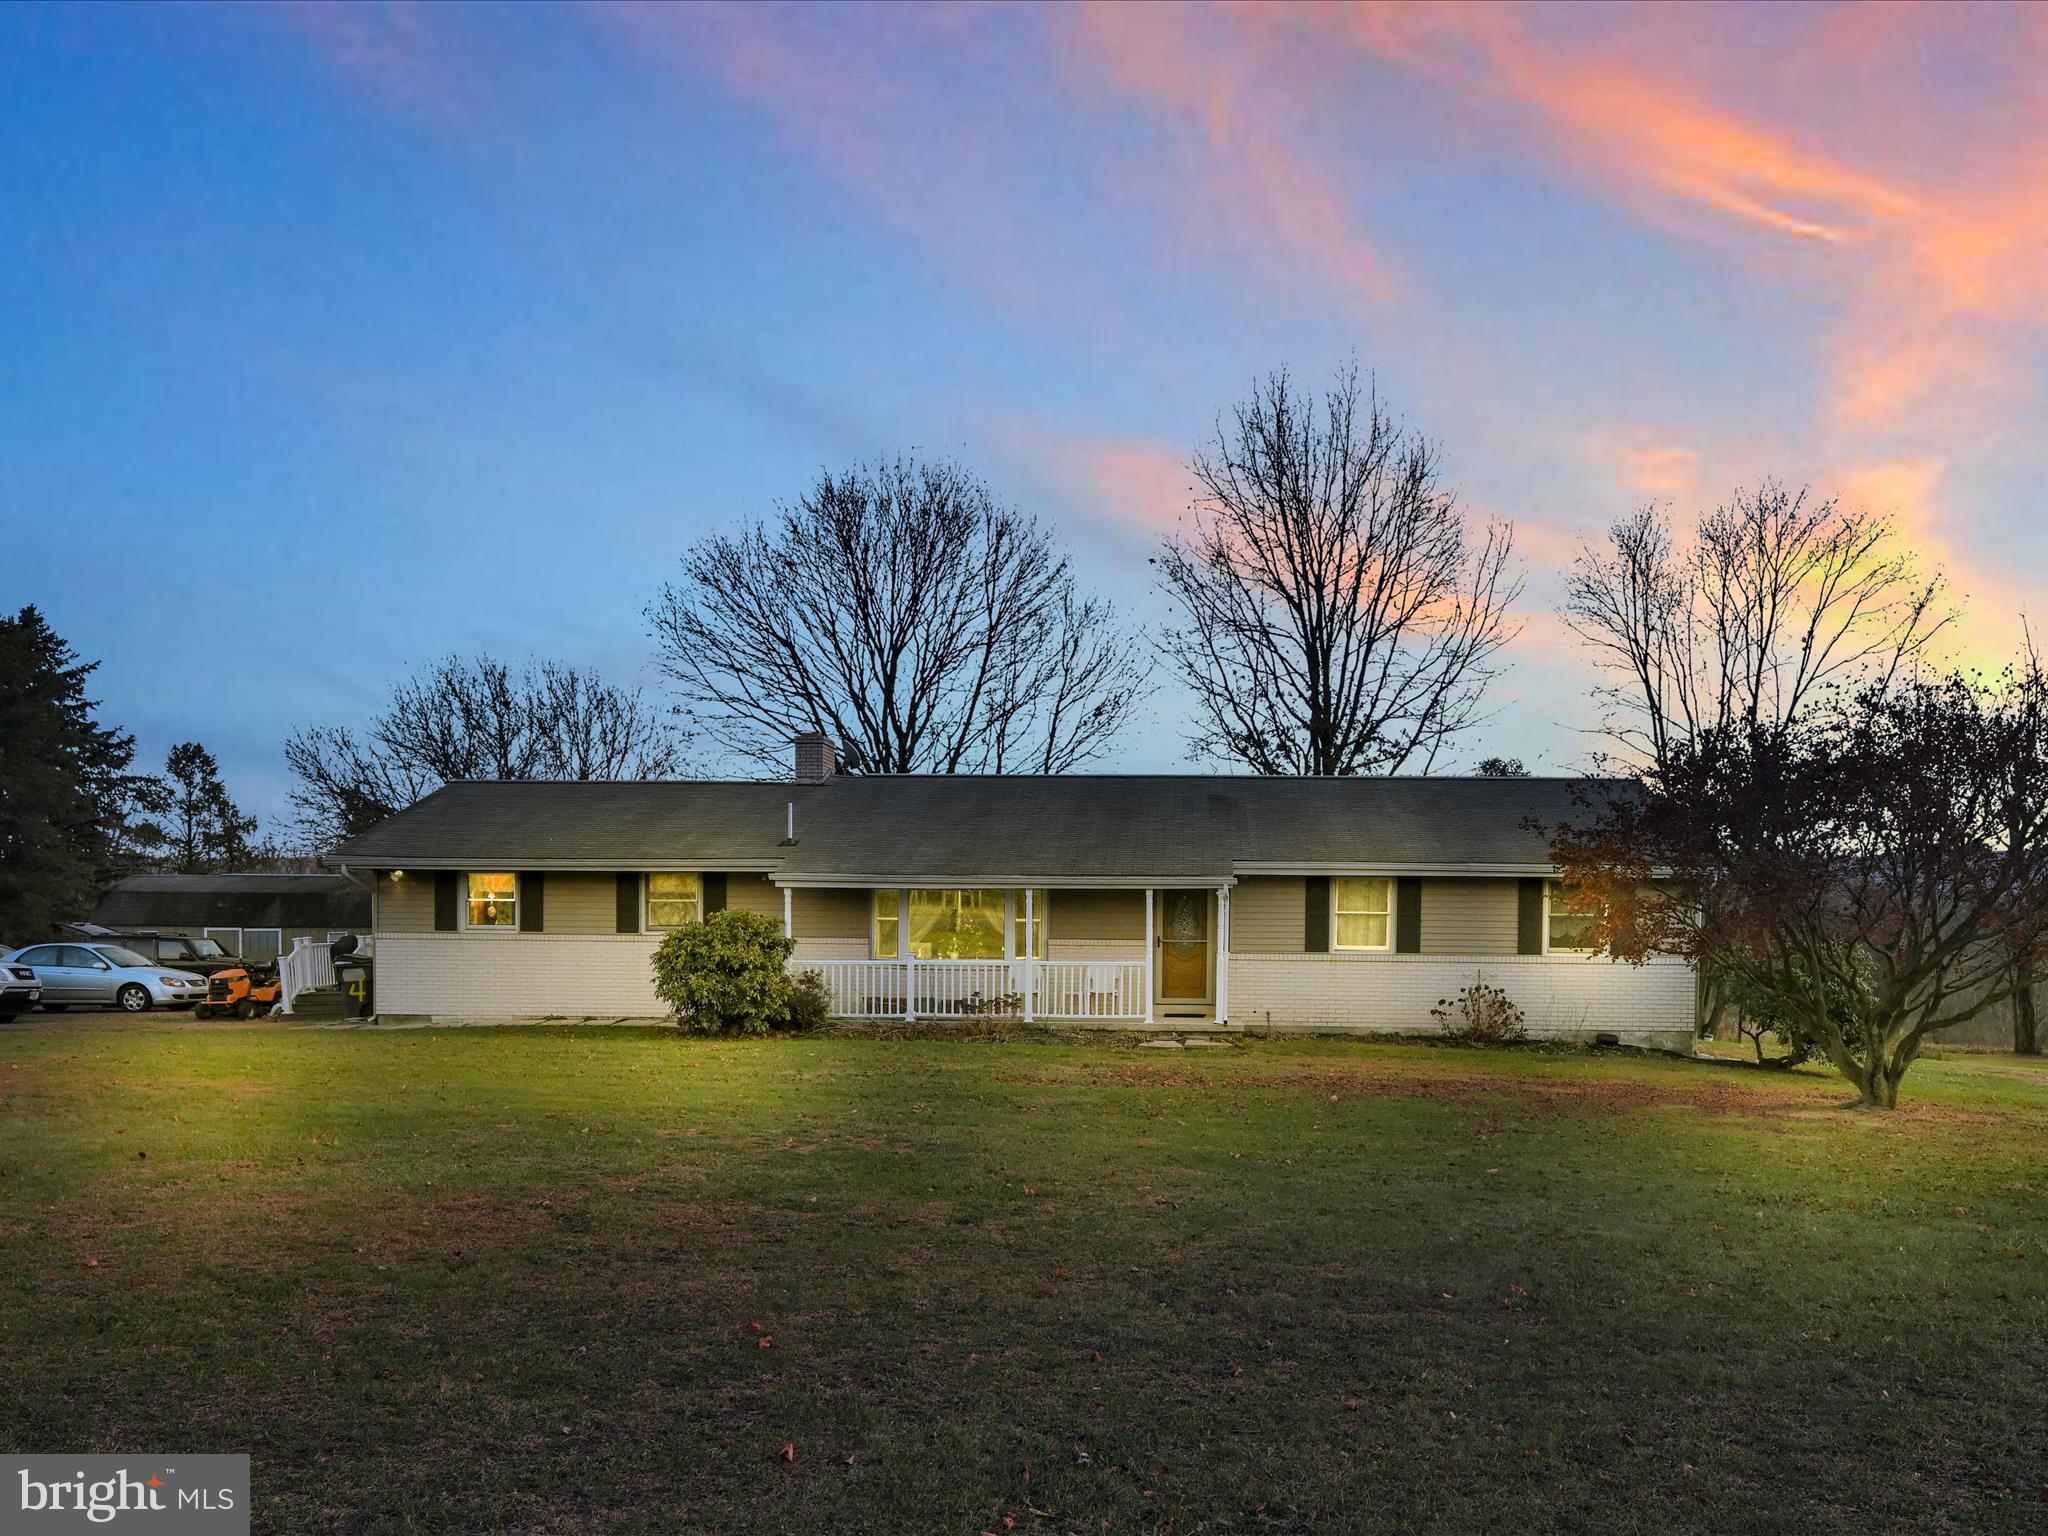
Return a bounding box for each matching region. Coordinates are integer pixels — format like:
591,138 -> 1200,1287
1157,889 -> 1211,1001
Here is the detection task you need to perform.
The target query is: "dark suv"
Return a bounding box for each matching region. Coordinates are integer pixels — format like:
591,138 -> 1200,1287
66,925 -> 244,977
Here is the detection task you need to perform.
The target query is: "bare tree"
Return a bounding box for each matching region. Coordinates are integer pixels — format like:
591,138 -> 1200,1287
285,657 -> 685,845
645,456 -> 1149,775
1565,484 -> 1953,1043
1153,366 -> 1519,776
1563,483 -> 1949,770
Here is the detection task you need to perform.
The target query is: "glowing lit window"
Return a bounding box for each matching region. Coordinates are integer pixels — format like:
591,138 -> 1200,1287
466,872 -> 517,929
647,873 -> 702,929
1332,877 -> 1392,951
907,890 -> 1006,959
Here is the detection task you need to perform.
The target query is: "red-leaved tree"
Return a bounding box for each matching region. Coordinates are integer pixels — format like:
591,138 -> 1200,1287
1550,666 -> 2048,1107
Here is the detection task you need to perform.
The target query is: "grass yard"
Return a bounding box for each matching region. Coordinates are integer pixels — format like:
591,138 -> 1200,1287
2,1026 -> 2045,1534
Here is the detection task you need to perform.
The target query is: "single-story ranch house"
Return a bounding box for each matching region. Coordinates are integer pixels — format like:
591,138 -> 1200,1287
325,736 -> 1695,1048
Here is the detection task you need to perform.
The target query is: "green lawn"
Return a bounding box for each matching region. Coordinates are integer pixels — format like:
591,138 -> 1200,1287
2,1026 -> 2044,1534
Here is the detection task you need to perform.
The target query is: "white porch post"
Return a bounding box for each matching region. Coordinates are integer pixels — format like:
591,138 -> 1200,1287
901,889 -> 913,1021
1216,884 -> 1231,1026
1144,887 -> 1155,1025
782,886 -> 792,939
1023,887 -> 1036,1023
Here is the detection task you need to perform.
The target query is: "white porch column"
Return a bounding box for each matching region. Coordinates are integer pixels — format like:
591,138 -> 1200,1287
1144,887 -> 1155,1025
782,886 -> 792,939
1216,884 -> 1231,1025
1023,887 -> 1035,1023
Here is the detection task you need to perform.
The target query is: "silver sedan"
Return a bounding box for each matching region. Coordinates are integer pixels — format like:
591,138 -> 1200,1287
1,942 -> 208,1013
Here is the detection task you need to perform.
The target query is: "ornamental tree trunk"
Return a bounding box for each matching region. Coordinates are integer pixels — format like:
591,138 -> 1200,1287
2013,976 -> 2040,1057
1808,999 -> 1918,1109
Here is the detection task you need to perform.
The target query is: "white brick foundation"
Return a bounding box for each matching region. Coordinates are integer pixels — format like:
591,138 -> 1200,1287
1227,952 -> 1695,1049
374,935 -> 1695,1048
376,934 -> 668,1020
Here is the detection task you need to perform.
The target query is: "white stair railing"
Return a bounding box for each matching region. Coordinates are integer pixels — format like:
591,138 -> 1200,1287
276,937 -> 334,1016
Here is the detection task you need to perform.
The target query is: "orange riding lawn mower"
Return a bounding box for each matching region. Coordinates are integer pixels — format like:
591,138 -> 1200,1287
194,962 -> 282,1020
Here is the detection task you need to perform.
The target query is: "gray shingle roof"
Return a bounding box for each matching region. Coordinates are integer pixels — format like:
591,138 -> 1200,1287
326,776 -> 1611,881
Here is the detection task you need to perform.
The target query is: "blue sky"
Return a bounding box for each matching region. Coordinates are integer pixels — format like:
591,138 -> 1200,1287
5,2 -> 2045,830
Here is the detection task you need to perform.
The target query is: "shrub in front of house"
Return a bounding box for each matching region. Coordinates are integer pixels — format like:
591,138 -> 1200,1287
652,910 -> 799,1036
1431,977 -> 1527,1047
783,968 -> 831,1032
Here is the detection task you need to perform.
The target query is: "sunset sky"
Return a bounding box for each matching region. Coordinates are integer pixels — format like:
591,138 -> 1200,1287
6,1 -> 2046,827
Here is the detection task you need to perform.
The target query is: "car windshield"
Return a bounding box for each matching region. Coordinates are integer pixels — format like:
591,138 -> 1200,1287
94,946 -> 152,968
188,938 -> 226,958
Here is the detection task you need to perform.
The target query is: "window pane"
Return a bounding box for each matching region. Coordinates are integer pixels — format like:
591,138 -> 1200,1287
1334,913 -> 1388,950
467,872 -> 517,927
873,891 -> 899,958
648,872 -> 701,929
907,889 -> 1005,959
1334,877 -> 1390,916
1332,878 -> 1391,949
1547,883 -> 1599,951
1012,890 -> 1047,959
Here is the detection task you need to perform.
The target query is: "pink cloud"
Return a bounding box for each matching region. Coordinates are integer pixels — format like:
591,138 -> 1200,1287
986,417 -> 1191,544
1047,2 -> 1398,305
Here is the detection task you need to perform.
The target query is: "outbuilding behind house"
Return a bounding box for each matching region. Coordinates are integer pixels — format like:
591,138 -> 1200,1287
88,873 -> 371,964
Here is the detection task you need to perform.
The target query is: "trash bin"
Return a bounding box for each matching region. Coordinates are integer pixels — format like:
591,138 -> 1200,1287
335,959 -> 374,1019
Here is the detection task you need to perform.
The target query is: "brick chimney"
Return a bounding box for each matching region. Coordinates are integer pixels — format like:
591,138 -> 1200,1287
793,732 -> 837,783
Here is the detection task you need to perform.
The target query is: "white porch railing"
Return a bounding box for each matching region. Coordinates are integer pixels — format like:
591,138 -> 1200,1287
276,936 -> 335,1016
804,959 -> 1149,1022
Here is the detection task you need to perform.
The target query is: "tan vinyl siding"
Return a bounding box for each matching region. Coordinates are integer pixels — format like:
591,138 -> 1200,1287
542,874 -> 619,935
792,886 -> 869,941
376,871 -> 436,933
1231,876 -> 1305,953
725,874 -> 781,919
1053,888 -> 1143,940
1418,877 -> 1519,955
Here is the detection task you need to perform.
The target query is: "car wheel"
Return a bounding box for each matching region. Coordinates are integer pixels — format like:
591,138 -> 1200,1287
0,1014 -> 15,1023
116,984 -> 151,1013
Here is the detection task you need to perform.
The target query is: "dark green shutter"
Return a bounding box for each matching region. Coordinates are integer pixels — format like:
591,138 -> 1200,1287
1303,876 -> 1330,953
1517,878 -> 1544,954
616,874 -> 639,933
1395,876 -> 1422,954
703,872 -> 727,915
519,872 -> 544,932
433,872 -> 457,932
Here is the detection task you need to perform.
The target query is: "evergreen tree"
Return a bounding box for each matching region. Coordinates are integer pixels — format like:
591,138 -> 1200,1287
160,741 -> 258,872
0,607 -> 160,941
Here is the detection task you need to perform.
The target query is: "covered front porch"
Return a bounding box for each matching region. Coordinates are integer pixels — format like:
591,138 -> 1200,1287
778,883 -> 1235,1026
